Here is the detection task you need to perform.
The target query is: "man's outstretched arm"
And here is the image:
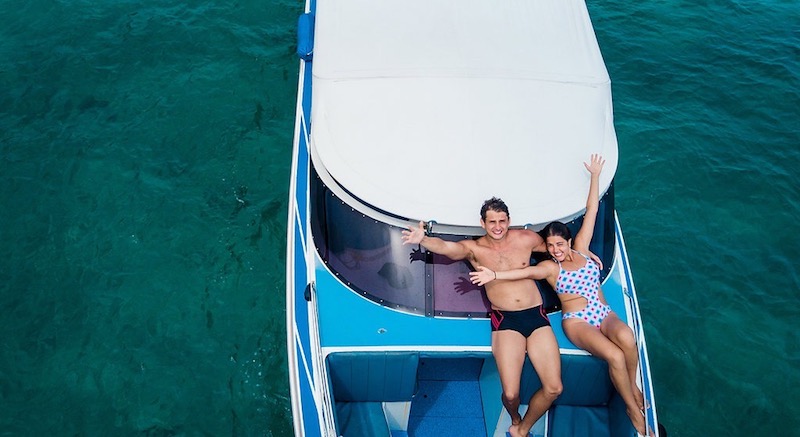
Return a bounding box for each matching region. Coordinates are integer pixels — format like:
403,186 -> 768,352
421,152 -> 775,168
402,221 -> 471,261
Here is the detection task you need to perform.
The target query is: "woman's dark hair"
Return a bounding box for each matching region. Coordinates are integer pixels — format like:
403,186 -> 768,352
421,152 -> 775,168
541,221 -> 571,242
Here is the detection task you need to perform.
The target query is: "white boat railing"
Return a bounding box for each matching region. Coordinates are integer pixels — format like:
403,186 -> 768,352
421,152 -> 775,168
615,212 -> 660,437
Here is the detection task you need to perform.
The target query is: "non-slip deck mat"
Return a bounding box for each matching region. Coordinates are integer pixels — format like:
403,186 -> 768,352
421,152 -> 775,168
408,358 -> 486,436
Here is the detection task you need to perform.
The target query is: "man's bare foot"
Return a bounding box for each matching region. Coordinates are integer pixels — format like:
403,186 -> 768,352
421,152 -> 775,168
509,413 -> 521,426
508,423 -> 529,437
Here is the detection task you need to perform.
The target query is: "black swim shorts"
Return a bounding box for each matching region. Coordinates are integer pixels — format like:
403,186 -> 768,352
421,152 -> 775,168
490,305 -> 550,338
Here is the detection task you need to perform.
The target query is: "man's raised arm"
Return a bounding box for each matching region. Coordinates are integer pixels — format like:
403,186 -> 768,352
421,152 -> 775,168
402,221 -> 471,261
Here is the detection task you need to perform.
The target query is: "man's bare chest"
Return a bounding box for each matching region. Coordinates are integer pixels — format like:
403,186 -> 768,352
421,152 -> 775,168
475,247 -> 530,270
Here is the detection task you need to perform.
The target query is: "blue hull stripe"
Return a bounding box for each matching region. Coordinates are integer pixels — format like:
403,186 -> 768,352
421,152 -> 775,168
615,217 -> 660,435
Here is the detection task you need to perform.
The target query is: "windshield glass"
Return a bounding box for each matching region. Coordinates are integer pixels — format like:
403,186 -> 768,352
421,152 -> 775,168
310,168 -> 614,318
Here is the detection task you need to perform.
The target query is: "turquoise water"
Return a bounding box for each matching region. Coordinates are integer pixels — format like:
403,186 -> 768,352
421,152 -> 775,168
1,0 -> 797,436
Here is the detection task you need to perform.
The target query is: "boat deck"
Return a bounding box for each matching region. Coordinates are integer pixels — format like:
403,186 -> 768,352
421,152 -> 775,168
316,250 -> 634,436
316,251 -> 629,354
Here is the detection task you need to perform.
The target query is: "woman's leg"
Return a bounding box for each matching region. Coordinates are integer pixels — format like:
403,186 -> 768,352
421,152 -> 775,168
601,313 -> 644,409
564,319 -> 647,436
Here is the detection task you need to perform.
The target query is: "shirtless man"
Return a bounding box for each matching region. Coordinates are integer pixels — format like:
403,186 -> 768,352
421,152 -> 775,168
402,198 -> 562,437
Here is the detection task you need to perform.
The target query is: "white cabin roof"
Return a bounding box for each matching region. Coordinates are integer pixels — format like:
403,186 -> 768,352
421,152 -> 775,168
310,0 -> 618,227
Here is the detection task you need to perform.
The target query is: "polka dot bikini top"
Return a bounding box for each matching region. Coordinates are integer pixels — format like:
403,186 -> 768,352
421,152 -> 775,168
555,250 -> 600,300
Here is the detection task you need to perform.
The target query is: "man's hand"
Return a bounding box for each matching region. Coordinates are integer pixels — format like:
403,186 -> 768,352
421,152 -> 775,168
402,221 -> 426,245
588,250 -> 603,270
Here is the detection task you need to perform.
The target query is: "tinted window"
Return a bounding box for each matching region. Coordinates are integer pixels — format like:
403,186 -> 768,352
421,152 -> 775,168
310,169 -> 615,317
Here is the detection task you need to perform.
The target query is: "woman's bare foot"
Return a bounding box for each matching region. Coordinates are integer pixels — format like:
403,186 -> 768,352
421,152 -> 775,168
627,407 -> 652,436
633,385 -> 646,411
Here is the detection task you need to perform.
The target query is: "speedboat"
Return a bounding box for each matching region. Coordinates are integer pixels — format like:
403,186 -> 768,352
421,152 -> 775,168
286,0 -> 662,435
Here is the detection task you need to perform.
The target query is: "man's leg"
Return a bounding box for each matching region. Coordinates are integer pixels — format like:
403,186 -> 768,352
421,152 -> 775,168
509,326 -> 562,437
491,330 -> 527,425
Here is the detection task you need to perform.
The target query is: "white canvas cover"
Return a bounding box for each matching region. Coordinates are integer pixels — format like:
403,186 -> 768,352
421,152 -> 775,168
310,0 -> 618,227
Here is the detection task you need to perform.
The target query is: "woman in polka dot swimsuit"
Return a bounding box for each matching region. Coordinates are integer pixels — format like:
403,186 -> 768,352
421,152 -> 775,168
470,154 -> 649,436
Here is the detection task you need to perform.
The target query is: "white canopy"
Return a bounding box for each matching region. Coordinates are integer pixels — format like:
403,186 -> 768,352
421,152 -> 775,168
310,0 -> 618,227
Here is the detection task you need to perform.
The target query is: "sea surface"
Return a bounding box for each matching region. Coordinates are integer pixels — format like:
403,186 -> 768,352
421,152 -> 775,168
0,0 -> 797,436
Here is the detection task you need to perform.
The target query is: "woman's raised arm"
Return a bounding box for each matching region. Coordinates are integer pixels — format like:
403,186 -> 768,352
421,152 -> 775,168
572,154 -> 604,253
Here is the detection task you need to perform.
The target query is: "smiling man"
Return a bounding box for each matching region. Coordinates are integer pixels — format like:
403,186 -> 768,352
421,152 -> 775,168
402,198 -> 562,437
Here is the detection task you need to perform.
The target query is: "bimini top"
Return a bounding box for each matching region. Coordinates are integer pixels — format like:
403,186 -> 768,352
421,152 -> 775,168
310,0 -> 618,227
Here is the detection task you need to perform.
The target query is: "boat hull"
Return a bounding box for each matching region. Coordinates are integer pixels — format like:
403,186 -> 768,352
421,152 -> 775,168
285,0 -> 660,435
